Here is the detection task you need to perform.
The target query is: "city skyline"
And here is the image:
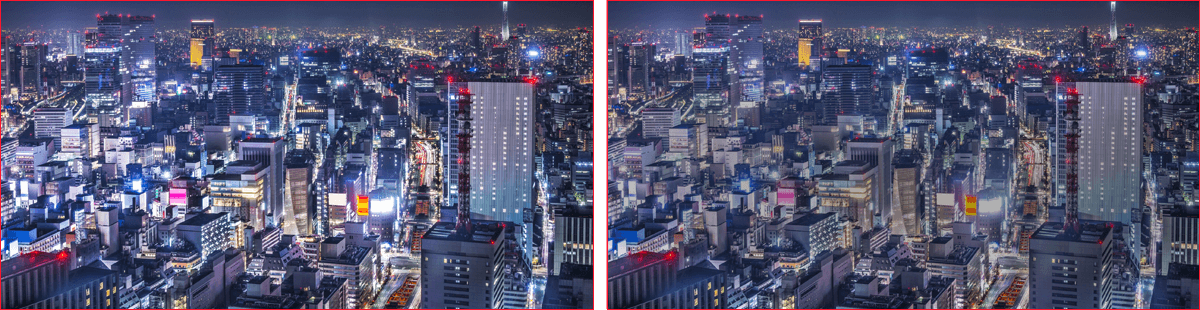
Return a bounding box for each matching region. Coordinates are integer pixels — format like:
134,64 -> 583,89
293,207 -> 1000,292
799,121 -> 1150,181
1,1 -> 594,309
607,1 -> 1196,309
2,1 -> 592,30
609,1 -> 1198,30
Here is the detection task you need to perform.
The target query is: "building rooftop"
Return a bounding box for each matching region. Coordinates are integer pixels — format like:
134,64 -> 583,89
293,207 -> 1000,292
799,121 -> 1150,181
1031,220 -> 1114,244
788,212 -> 835,227
1,251 -> 65,279
421,221 -> 506,244
608,251 -> 675,278
179,212 -> 228,227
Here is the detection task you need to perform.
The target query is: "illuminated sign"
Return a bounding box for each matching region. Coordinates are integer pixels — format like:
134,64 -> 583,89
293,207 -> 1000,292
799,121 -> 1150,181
169,188 -> 188,206
965,195 -> 977,216
357,195 -> 369,216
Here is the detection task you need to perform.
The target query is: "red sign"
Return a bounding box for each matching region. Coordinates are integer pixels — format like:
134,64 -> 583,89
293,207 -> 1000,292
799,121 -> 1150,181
357,195 -> 369,216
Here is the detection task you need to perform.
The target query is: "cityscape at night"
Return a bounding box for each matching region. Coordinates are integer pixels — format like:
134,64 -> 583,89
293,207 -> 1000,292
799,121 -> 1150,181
0,1 -> 594,309
607,1 -> 1197,309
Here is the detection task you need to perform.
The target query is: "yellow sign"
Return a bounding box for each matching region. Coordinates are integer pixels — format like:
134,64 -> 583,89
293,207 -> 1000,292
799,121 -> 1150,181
965,195 -> 977,216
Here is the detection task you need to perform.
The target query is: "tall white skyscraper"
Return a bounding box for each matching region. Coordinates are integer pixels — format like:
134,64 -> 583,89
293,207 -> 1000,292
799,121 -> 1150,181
448,80 -> 533,225
1054,80 -> 1142,225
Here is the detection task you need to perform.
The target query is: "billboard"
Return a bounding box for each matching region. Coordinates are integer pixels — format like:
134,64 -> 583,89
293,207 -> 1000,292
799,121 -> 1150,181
965,195 -> 977,216
357,195 -> 370,216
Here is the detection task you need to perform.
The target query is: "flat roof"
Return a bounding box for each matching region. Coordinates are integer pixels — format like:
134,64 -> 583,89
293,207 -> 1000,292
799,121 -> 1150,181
421,221 -> 506,244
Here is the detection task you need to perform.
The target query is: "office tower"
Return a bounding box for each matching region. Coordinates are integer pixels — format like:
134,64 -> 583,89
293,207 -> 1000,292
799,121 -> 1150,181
285,150 -> 316,236
209,161 -> 267,230
816,161 -> 878,226
1053,80 -> 1142,225
298,48 -> 341,80
704,14 -> 732,43
674,31 -> 692,58
893,150 -> 923,236
552,208 -> 593,276
517,23 -> 526,38
926,235 -> 983,308
784,212 -> 840,266
317,235 -> 378,309
376,147 -> 406,190
692,46 -> 729,118
607,251 -> 678,308
906,47 -> 949,79
847,137 -> 894,227
66,31 -> 83,56
1,251 -> 69,309
731,15 -> 763,102
821,64 -> 874,124
213,64 -> 265,125
447,80 -> 533,225
190,20 -> 215,67
1028,221 -> 1118,309
1076,26 -> 1091,54
32,108 -> 70,149
177,212 -> 232,260
798,20 -> 823,67
124,15 -> 156,103
1161,208 -> 1198,275
420,222 -> 507,309
628,42 -> 653,96
18,42 -> 43,98
85,17 -> 124,126
239,137 -> 285,229
60,124 -> 98,157
610,43 -> 630,92
471,26 -> 482,52
641,107 -> 680,140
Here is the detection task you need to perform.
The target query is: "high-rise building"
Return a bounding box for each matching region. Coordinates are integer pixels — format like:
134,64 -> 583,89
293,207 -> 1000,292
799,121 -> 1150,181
447,80 -> 534,260
641,107 -> 680,140
1161,208 -> 1198,276
209,161 -> 268,230
552,208 -> 593,276
1028,221 -> 1119,309
893,150 -> 923,236
32,108 -> 71,149
239,137 -> 286,229
18,42 -> 44,98
317,235 -> 378,309
798,20 -> 823,67
85,19 -> 124,126
190,20 -> 215,67
731,15 -> 763,102
419,221 -> 507,309
674,31 -> 692,58
1053,80 -> 1142,225
821,64 -> 874,124
285,150 -> 316,236
298,48 -> 341,81
2,252 -> 121,309
607,251 -> 678,308
124,15 -> 156,103
906,47 -> 949,80
628,42 -> 654,96
177,212 -> 232,260
692,46 -> 730,120
847,137 -> 894,227
213,64 -> 265,125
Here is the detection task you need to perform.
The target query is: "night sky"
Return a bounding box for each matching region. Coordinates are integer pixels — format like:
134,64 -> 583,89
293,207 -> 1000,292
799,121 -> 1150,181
610,1 -> 1198,30
1,1 -> 593,30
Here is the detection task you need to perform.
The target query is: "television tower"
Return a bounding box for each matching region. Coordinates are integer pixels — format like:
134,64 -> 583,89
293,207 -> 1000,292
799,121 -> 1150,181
1109,1 -> 1118,40
1062,88 -> 1082,237
502,1 -> 510,40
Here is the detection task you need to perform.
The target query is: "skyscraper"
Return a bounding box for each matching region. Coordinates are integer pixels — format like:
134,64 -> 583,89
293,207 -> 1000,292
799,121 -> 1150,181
447,79 -> 534,258
123,15 -> 156,103
501,1 -> 510,39
628,42 -> 653,96
821,64 -> 874,124
1053,80 -> 1142,225
85,17 -> 123,126
190,20 -> 215,68
798,20 -> 823,67
213,64 -> 265,125
18,42 -> 44,98
239,137 -> 286,230
732,15 -> 763,102
1028,221 -> 1119,309
692,46 -> 729,121
420,222 -> 507,309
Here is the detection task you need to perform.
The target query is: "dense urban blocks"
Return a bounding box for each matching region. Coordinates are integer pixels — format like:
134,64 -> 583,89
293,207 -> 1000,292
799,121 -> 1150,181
608,1 -> 1197,309
0,1 -> 592,309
